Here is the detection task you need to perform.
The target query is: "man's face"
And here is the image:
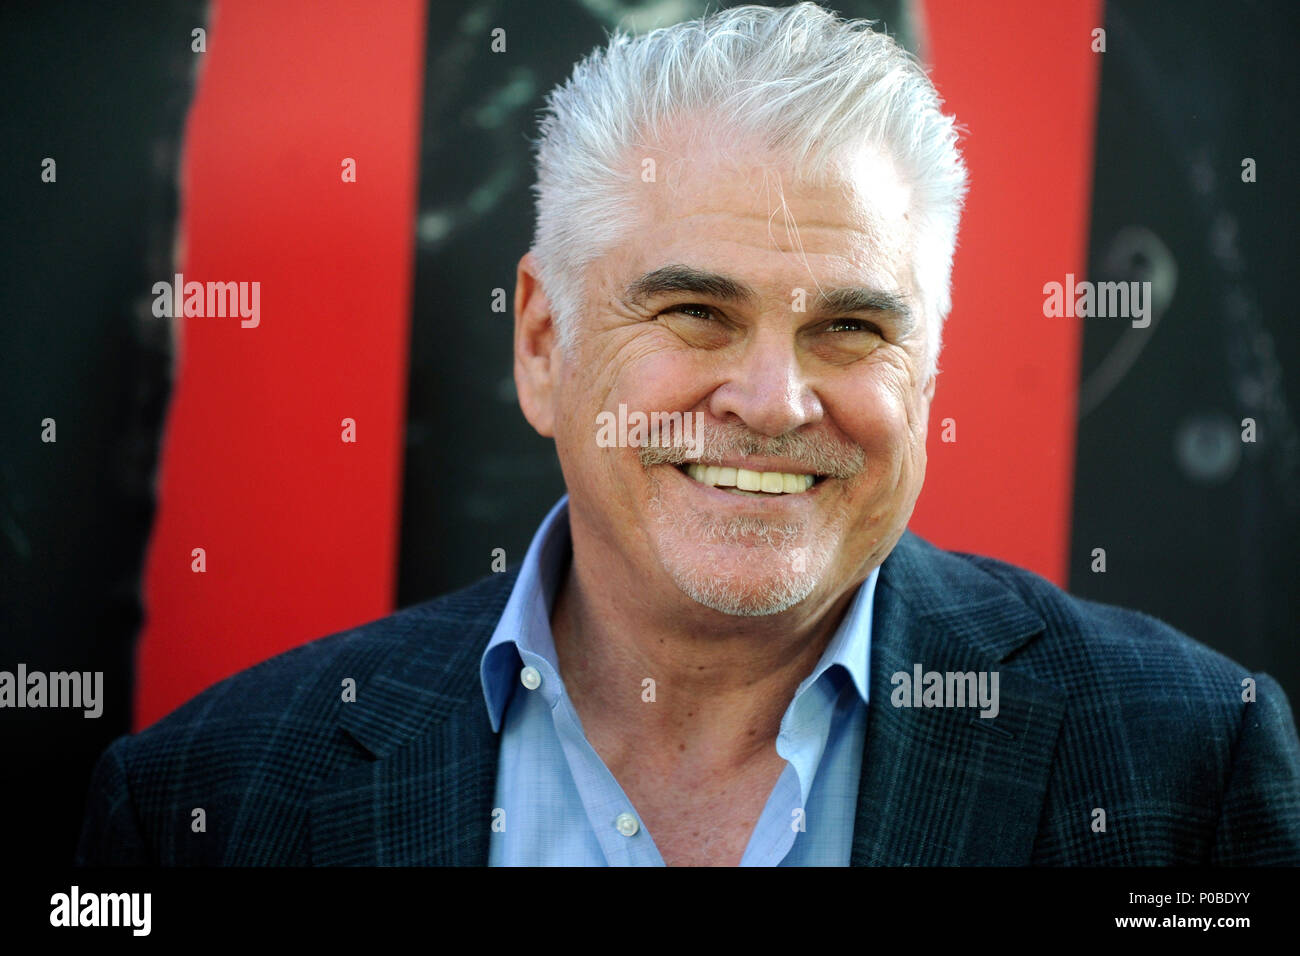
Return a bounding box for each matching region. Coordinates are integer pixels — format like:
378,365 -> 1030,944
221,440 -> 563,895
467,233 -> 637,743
529,130 -> 935,618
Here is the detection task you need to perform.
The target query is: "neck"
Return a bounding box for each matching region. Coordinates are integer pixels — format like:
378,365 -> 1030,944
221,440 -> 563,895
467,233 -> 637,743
550,534 -> 860,776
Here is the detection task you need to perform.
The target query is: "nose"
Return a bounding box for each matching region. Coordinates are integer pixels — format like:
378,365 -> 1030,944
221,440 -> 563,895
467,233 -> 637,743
706,328 -> 824,437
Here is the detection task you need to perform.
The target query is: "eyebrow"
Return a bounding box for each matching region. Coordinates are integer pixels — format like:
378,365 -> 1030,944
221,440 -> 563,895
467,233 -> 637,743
623,265 -> 758,306
623,263 -> 914,332
817,287 -> 915,335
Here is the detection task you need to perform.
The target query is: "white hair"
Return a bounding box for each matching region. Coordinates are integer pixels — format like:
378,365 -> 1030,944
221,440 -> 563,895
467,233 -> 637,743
530,2 -> 968,383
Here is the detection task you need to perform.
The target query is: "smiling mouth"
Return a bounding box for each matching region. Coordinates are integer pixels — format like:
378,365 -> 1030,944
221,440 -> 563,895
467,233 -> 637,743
675,463 -> 825,496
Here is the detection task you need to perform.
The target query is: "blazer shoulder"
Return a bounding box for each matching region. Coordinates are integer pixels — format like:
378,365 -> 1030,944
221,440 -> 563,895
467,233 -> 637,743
110,567 -> 517,780
947,545 -> 1247,680
930,542 -> 1273,732
916,542 -> 1300,864
78,569 -> 517,864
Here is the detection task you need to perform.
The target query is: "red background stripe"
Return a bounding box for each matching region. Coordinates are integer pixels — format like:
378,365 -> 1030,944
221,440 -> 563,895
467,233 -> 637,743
911,0 -> 1101,585
135,0 -> 426,729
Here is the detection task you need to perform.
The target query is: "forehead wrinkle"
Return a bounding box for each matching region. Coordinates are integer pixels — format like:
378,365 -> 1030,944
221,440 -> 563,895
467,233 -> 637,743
757,181 -> 909,322
616,142 -> 918,329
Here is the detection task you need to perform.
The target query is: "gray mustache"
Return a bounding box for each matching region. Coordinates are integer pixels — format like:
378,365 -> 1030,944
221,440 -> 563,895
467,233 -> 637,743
639,423 -> 865,479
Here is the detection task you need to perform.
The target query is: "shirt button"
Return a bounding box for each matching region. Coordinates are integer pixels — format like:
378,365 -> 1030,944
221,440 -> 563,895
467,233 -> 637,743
615,812 -> 640,837
519,666 -> 542,690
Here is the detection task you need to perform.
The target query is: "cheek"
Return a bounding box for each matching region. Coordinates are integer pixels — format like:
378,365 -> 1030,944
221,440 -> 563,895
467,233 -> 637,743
608,336 -> 708,411
624,329 -> 702,375
838,374 -> 912,455
828,372 -> 926,500
551,358 -> 607,481
553,341 -> 674,482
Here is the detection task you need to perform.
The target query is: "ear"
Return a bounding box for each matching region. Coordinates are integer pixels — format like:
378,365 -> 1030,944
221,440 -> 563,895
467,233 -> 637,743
514,251 -> 559,437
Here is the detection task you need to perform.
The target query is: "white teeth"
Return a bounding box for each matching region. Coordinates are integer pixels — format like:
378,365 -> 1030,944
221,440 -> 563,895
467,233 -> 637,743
682,464 -> 818,495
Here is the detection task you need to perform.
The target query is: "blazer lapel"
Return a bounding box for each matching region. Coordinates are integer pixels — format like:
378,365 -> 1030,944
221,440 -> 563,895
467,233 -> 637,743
309,572 -> 517,865
304,536 -> 1066,866
851,533 -> 1067,865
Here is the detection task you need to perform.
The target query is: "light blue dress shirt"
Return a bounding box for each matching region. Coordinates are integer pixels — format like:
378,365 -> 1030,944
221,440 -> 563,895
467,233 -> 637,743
479,495 -> 877,866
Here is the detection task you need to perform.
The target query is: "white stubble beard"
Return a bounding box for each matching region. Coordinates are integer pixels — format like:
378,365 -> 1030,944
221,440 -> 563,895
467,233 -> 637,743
644,471 -> 849,617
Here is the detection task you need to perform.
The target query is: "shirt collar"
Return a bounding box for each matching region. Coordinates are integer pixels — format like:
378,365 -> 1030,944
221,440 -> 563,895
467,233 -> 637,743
479,495 -> 877,732
480,495 -> 572,732
798,565 -> 875,708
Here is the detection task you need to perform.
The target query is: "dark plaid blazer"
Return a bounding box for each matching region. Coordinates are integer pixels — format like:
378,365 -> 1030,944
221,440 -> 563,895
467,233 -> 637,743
75,531 -> 1300,865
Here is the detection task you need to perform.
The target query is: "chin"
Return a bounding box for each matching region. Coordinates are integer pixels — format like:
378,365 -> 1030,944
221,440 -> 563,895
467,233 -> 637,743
669,565 -> 822,617
650,519 -> 833,617
641,464 -> 849,616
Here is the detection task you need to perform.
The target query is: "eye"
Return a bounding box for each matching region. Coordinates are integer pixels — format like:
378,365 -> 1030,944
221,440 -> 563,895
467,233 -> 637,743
825,317 -> 883,335
807,317 -> 885,365
662,303 -> 717,321
654,303 -> 731,349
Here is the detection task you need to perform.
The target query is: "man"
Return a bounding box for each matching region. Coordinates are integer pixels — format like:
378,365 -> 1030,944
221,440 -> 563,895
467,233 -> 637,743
78,3 -> 1300,866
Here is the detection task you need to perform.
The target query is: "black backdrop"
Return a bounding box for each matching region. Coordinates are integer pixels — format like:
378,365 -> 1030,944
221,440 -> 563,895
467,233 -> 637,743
1,1 -> 205,868
1069,0 -> 1299,712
